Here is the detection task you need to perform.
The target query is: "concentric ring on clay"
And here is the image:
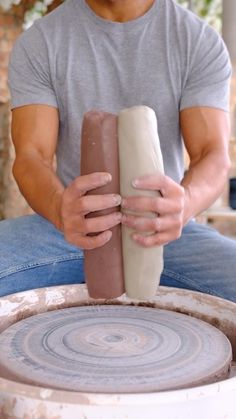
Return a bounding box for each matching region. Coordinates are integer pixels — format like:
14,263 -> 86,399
0,305 -> 232,393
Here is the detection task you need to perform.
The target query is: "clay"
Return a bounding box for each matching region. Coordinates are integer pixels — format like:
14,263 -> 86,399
81,110 -> 125,299
0,285 -> 236,419
0,305 -> 232,393
118,106 -> 164,299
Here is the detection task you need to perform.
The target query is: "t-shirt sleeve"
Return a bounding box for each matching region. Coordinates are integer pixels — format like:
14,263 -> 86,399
180,25 -> 232,112
8,24 -> 58,109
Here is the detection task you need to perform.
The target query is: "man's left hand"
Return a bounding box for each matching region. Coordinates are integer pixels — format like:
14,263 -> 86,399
121,174 -> 185,247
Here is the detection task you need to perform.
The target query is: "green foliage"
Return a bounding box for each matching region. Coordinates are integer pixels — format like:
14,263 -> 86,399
178,0 -> 222,30
23,0 -> 51,29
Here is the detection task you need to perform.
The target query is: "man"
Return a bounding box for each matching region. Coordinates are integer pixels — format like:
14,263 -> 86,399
1,0 -> 235,300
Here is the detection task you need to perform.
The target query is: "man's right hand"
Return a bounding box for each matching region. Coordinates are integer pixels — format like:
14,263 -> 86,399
11,105 -> 121,248
60,172 -> 122,250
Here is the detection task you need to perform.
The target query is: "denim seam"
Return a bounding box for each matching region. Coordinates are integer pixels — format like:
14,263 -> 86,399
162,268 -> 222,298
0,254 -> 83,278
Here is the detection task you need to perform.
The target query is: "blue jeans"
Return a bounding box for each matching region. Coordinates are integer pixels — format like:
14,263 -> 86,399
0,214 -> 236,301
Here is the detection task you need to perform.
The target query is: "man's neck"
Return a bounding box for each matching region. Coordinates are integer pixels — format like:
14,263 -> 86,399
85,0 -> 155,22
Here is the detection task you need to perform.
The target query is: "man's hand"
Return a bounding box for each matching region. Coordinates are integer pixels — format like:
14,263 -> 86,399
60,172 -> 122,250
121,173 -> 185,247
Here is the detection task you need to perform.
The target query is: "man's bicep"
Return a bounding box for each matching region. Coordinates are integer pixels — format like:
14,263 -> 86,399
12,104 -> 59,164
8,28 -> 58,110
180,24 -> 231,113
180,107 -> 230,163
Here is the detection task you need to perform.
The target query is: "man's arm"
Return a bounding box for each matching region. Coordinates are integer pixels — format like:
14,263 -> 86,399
12,105 -> 63,228
12,104 -> 122,249
121,107 -> 231,246
180,107 -> 231,223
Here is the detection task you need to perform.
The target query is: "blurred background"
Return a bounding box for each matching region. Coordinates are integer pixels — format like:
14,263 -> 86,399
0,0 -> 236,235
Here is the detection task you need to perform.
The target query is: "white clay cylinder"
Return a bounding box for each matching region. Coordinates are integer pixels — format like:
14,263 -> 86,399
118,106 -> 164,299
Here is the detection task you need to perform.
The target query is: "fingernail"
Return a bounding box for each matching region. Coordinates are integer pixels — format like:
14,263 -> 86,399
121,198 -> 127,207
132,179 -> 140,188
104,173 -> 112,183
113,194 -> 122,205
105,230 -> 112,241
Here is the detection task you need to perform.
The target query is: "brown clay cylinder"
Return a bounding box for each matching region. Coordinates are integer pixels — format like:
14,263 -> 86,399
80,110 -> 125,299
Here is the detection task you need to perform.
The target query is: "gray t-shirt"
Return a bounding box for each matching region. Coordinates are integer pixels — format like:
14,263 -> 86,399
8,0 -> 231,186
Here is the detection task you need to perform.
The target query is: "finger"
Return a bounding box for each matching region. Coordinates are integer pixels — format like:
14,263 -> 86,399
132,221 -> 182,247
67,172 -> 112,199
123,213 -> 183,235
122,214 -> 159,233
83,212 -> 122,234
122,196 -> 183,216
66,230 -> 113,250
132,232 -> 171,247
132,174 -> 184,198
122,196 -> 158,213
132,173 -> 165,191
76,194 -> 121,215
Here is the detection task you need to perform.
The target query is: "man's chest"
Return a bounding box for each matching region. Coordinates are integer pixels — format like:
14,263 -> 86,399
52,30 -> 183,121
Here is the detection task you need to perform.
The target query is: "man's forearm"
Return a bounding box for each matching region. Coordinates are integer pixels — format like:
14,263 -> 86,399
13,151 -> 64,230
181,149 -> 231,224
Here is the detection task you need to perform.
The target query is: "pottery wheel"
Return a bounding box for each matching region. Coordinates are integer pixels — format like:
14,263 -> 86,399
0,305 -> 232,393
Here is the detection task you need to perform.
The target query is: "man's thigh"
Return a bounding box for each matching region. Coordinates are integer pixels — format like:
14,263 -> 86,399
0,214 -> 85,297
161,220 -> 236,302
2,216 -> 235,302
